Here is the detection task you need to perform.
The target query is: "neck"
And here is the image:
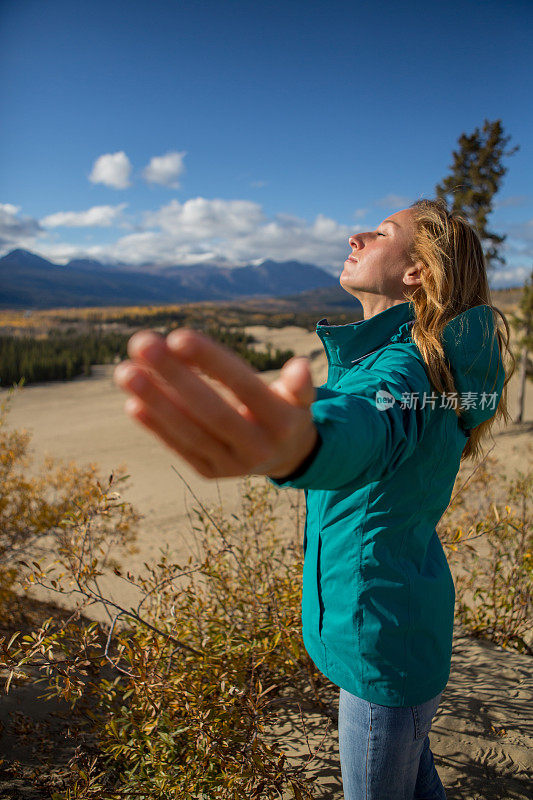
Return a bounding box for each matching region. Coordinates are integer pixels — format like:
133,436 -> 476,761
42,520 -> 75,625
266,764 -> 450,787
355,293 -> 412,321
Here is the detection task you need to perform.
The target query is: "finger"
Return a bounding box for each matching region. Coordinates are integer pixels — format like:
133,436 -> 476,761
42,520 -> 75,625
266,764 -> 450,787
271,356 -> 316,407
121,333 -> 276,463
119,371 -> 252,478
124,397 -> 218,478
163,329 -> 298,433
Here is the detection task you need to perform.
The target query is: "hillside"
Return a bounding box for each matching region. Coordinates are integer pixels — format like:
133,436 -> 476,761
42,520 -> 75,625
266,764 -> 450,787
0,249 -> 338,309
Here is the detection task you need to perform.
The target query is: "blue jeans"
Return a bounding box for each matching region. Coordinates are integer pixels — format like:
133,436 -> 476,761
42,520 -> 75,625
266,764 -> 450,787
338,688 -> 447,800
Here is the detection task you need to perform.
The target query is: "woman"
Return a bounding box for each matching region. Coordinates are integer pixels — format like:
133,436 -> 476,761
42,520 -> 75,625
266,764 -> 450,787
114,198 -> 514,799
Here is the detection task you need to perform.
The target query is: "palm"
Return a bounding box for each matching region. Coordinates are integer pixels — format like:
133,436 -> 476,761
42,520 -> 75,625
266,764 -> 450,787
113,328 -> 318,480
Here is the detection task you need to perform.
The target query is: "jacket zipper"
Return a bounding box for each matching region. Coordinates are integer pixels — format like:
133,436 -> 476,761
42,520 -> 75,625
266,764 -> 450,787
350,320 -> 415,363
350,345 -> 383,364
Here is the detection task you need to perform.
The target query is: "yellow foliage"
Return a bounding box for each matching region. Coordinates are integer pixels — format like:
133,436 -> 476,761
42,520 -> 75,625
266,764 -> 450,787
0,387 -> 140,613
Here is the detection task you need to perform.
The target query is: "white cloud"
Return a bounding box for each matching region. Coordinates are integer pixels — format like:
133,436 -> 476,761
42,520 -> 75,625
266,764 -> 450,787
94,197 -> 354,269
354,208 -> 368,220
142,151 -> 186,188
34,242 -> 101,263
143,197 -> 266,239
0,203 -> 42,247
41,203 -> 128,228
1,203 -> 20,216
2,198 -> 354,268
8,194 -> 531,283
375,194 -> 412,210
89,151 -> 132,189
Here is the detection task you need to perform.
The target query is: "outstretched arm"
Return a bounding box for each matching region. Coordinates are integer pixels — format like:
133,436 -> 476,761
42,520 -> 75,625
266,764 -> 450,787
268,347 -> 433,491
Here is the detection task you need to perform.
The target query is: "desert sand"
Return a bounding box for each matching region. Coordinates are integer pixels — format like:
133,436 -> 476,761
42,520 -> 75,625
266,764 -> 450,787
2,319 -> 532,798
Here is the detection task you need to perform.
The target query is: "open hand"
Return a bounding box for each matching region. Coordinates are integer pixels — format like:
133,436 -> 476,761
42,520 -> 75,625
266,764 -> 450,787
113,328 -> 318,480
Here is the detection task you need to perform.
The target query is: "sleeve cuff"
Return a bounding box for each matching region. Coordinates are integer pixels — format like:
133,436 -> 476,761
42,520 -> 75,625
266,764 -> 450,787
266,429 -> 323,487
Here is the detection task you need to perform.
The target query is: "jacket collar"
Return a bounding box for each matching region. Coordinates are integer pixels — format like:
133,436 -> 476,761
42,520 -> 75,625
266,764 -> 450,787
316,301 -> 416,366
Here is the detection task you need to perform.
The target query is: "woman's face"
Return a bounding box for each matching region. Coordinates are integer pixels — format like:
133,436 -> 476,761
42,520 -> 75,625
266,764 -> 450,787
340,207 -> 423,302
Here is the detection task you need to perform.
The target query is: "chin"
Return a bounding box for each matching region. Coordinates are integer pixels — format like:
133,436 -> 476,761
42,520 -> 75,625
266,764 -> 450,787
340,273 -> 358,287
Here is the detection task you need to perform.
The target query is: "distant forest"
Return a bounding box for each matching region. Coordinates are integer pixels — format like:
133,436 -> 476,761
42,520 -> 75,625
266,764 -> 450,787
0,327 -> 295,387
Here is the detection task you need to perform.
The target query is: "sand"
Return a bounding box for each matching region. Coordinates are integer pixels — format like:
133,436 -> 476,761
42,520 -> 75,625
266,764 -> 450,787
2,320 -> 532,798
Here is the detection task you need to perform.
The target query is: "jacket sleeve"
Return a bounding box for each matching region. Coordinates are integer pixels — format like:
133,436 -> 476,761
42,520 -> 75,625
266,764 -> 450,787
267,346 -> 434,492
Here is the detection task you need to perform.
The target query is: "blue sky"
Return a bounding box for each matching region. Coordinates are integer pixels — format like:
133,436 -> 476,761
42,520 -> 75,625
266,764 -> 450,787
1,0 -> 531,287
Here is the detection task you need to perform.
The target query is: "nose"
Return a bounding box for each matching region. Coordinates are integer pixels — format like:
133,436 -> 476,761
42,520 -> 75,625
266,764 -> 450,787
349,233 -> 363,250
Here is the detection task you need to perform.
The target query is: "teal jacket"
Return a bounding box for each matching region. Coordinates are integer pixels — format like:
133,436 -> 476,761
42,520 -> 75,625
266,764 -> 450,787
268,301 -> 504,707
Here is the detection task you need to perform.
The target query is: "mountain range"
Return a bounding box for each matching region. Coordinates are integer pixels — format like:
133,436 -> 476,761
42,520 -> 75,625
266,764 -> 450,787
0,249 -> 341,309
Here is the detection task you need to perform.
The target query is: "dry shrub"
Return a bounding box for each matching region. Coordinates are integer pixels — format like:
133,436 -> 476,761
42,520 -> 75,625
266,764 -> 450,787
2,394 -> 530,797
3,474 -> 332,799
438,452 -> 532,654
0,388 -> 139,621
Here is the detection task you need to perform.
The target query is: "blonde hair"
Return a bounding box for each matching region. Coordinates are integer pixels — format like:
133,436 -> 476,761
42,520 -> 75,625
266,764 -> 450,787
406,197 -> 516,462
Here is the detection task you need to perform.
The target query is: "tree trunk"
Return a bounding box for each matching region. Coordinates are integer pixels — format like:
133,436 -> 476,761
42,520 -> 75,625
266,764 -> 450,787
514,343 -> 528,424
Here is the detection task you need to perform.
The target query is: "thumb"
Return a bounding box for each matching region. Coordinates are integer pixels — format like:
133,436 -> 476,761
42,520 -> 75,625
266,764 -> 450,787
273,356 -> 315,408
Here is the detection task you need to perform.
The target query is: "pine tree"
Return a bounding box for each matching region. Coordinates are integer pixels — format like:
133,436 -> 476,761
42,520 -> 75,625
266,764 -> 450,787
436,119 -> 519,270
510,267 -> 533,424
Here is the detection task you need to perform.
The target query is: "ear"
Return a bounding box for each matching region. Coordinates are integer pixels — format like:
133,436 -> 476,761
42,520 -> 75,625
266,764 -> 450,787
403,260 -> 424,286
